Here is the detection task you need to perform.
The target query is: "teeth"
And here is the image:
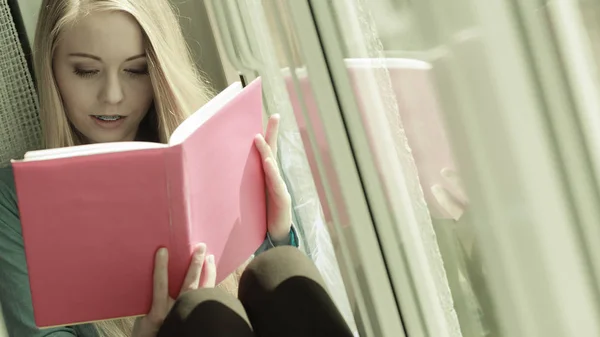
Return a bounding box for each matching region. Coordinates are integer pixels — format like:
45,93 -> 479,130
95,115 -> 122,121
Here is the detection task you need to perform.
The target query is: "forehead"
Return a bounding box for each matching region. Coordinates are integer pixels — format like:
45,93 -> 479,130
56,11 -> 145,60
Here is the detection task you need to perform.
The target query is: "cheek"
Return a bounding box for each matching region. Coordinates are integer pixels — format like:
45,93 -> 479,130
54,68 -> 94,116
128,79 -> 154,113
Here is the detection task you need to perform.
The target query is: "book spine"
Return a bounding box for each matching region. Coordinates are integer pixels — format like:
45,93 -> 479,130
164,145 -> 193,299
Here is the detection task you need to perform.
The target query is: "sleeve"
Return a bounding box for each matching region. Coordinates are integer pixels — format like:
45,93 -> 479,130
254,224 -> 300,256
0,174 -> 79,336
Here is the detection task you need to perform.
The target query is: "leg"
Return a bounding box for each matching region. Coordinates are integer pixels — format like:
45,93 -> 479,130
157,288 -> 255,337
238,246 -> 353,337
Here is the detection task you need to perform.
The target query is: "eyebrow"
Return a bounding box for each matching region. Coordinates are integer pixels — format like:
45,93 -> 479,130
68,53 -> 146,61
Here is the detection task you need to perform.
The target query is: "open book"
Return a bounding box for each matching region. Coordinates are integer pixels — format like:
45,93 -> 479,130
11,78 -> 267,328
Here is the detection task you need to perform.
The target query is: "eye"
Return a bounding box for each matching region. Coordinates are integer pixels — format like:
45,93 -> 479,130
125,67 -> 149,78
73,68 -> 99,78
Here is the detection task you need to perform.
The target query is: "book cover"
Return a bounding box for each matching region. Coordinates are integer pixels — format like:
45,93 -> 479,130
12,79 -> 267,328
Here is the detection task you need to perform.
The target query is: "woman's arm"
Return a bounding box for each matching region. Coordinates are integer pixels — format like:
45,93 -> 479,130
0,168 -> 81,336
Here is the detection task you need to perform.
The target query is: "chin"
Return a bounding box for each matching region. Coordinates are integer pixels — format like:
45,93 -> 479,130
86,133 -> 132,144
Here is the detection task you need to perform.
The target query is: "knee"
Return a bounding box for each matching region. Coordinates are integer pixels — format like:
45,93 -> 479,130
239,246 -> 324,297
174,288 -> 244,318
159,288 -> 254,337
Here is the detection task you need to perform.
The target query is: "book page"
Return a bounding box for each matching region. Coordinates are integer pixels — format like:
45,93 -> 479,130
169,82 -> 243,146
19,142 -> 166,162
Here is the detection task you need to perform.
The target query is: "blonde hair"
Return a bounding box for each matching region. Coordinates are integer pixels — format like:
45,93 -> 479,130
33,0 -> 241,336
34,0 -> 214,148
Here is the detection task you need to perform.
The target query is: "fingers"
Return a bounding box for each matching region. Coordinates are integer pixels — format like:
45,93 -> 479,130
178,243 -> 206,297
256,135 -> 289,200
145,246 -> 216,333
264,157 -> 291,207
255,113 -> 280,166
256,120 -> 292,240
264,114 -> 280,156
431,184 -> 465,221
257,133 -> 291,206
201,255 -> 217,288
441,168 -> 469,204
255,134 -> 274,162
150,248 -> 169,319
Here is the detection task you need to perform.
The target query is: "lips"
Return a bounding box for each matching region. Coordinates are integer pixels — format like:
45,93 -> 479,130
90,115 -> 127,129
93,115 -> 124,121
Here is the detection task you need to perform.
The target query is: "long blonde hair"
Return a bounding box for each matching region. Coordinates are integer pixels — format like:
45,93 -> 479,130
33,0 -> 241,336
34,0 -> 214,148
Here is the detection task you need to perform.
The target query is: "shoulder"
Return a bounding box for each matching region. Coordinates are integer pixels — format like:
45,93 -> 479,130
0,165 -> 16,193
0,165 -> 20,231
0,165 -> 17,209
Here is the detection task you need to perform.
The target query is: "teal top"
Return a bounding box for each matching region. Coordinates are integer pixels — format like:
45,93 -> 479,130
0,166 -> 297,336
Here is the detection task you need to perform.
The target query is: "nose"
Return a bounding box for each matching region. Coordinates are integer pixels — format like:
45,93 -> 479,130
100,73 -> 124,104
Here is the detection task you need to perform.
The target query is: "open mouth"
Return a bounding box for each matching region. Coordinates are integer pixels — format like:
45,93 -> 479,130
93,115 -> 125,122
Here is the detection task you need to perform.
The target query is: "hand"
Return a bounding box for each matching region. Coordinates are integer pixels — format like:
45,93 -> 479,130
431,168 -> 468,221
254,114 -> 293,242
132,244 -> 216,337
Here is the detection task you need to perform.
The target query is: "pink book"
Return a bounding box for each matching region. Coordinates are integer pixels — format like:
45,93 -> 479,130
11,78 -> 267,328
284,58 -> 457,219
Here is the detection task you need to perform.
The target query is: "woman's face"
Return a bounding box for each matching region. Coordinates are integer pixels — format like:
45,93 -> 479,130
53,11 -> 154,144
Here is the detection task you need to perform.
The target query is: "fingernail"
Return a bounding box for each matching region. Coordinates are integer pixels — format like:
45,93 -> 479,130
195,243 -> 206,255
158,247 -> 168,257
431,184 -> 443,195
441,168 -> 454,179
207,255 -> 215,264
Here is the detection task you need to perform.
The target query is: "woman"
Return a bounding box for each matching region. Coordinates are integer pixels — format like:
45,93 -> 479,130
0,0 -> 298,336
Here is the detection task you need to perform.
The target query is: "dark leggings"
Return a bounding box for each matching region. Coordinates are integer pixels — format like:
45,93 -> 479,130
157,246 -> 354,337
